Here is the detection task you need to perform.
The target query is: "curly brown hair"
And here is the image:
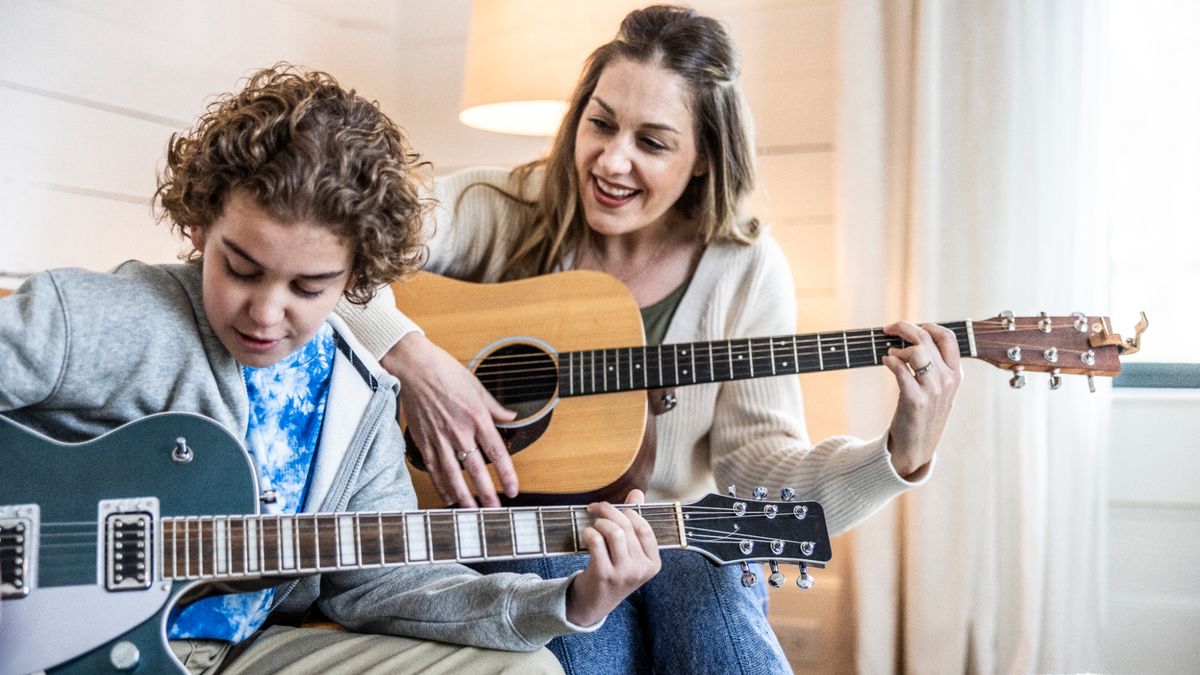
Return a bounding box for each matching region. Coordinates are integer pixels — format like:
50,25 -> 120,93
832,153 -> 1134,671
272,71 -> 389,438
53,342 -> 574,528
155,63 -> 429,304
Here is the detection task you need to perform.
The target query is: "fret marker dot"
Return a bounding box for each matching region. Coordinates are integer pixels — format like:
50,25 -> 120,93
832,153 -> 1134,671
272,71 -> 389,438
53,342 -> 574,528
635,364 -> 641,369
783,361 -> 789,366
683,369 -> 689,375
737,355 -> 744,359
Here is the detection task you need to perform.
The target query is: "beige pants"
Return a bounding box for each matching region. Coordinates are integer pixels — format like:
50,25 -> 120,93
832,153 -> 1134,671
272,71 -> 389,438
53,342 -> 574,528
170,625 -> 564,675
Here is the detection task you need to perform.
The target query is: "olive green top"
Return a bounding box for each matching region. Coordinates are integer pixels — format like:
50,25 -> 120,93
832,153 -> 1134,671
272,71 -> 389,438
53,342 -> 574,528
639,281 -> 690,346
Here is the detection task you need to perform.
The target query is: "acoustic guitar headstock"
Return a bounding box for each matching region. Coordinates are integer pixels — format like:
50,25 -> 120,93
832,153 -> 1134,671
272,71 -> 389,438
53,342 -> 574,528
971,311 -> 1148,390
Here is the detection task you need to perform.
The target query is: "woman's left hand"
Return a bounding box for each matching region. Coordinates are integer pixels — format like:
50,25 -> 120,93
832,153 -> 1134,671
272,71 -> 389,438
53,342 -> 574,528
881,321 -> 963,478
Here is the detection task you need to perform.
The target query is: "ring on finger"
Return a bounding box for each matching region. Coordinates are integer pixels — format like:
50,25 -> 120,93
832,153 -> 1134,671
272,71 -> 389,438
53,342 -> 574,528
456,446 -> 479,464
912,361 -> 933,378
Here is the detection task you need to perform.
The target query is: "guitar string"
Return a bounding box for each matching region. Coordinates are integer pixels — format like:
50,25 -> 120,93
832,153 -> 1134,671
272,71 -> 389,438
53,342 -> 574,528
21,502 -> 797,522
452,327 -> 1107,376
446,319 -> 1104,368
451,318 -> 1094,367
468,331 -> 1095,367
4,509 -> 818,560
16,504 -> 809,531
451,341 -> 1108,401
468,340 -> 1099,380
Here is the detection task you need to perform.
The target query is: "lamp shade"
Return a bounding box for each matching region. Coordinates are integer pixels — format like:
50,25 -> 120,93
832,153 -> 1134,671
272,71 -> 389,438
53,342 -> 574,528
459,0 -> 639,136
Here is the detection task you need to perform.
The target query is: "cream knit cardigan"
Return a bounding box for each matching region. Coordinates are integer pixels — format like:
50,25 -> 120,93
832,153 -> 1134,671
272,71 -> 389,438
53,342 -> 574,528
337,167 -> 932,535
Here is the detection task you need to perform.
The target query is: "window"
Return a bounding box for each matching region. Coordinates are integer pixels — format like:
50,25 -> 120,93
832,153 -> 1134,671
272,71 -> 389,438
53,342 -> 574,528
1106,0 -> 1200,387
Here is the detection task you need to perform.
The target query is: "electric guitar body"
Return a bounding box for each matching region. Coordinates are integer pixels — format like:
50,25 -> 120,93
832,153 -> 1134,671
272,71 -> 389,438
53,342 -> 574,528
0,413 -> 255,675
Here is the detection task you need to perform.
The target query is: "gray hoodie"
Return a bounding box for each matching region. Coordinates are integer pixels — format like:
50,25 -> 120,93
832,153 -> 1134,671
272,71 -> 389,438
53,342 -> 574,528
0,261 -> 591,650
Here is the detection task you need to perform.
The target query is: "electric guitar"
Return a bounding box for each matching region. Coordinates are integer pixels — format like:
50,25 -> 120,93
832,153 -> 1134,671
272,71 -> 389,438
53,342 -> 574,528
0,412 -> 830,674
393,271 -> 1148,506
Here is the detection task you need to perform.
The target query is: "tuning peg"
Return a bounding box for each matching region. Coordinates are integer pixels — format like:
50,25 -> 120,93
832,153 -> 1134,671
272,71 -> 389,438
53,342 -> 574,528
727,485 -> 737,497
768,561 -> 786,588
740,562 -> 758,588
780,487 -> 796,501
796,563 -> 814,590
1038,312 -> 1052,333
1000,310 -> 1015,330
1009,366 -> 1026,389
1072,312 -> 1089,333
1088,374 -> 1096,393
753,486 -> 768,500
1049,368 -> 1062,390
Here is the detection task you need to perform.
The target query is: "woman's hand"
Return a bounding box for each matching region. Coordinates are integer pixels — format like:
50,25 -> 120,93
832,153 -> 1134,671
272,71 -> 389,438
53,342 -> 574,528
381,332 -> 518,508
881,321 -> 963,478
566,490 -> 662,627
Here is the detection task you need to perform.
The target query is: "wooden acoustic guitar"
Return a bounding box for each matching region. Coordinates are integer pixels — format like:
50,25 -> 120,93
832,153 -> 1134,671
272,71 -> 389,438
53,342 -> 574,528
393,271 -> 1147,507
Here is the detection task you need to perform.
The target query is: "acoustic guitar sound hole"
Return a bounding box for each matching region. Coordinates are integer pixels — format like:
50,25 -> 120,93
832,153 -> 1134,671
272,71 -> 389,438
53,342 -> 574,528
474,343 -> 558,419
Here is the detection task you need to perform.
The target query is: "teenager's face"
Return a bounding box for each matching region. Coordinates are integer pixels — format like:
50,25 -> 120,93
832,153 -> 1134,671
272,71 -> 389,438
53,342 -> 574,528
191,191 -> 352,368
574,58 -> 707,238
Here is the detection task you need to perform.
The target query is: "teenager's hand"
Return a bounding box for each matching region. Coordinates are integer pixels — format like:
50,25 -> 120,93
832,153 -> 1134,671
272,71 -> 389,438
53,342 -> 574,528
381,332 -> 518,507
881,321 -> 963,478
566,490 -> 662,627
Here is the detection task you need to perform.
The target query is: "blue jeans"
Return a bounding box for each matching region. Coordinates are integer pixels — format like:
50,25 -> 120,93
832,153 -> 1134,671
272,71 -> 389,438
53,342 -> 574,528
474,550 -> 792,674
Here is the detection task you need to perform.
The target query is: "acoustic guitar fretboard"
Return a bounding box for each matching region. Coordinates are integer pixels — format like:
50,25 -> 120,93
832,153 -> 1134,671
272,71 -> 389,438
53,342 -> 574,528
558,321 -> 974,396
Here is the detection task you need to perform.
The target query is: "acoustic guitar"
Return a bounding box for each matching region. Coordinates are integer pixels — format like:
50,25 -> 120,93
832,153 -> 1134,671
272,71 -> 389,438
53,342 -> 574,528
0,412 -> 830,674
393,271 -> 1147,507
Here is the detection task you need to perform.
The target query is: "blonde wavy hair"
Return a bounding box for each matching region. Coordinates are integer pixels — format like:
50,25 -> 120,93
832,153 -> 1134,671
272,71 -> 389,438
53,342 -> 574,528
497,4 -> 759,280
155,63 -> 430,304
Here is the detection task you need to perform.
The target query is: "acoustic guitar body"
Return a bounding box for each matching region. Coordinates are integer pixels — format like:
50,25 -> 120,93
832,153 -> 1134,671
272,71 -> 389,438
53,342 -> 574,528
392,271 -> 649,507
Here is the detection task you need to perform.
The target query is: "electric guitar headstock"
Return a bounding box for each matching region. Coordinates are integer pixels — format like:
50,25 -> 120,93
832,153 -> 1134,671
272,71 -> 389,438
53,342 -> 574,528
971,311 -> 1148,390
680,487 -> 831,590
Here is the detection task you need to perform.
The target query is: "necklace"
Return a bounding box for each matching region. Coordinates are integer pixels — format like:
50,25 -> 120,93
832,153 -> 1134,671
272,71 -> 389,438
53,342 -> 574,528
580,232 -> 673,287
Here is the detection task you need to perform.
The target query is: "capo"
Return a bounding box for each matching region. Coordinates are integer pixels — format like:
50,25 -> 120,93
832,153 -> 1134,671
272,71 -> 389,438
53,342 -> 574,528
1089,312 -> 1149,355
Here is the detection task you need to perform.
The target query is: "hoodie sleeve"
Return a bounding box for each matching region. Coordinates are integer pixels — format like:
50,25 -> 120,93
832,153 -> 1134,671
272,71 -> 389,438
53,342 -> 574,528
315,395 -> 598,651
0,272 -> 70,411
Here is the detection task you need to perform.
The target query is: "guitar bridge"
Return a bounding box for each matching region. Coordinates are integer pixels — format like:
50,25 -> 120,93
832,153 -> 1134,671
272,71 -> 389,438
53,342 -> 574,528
100,498 -> 158,592
0,504 -> 38,599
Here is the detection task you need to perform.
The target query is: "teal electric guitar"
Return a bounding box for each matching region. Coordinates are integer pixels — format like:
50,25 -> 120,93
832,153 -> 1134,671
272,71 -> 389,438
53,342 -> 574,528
0,412 -> 830,674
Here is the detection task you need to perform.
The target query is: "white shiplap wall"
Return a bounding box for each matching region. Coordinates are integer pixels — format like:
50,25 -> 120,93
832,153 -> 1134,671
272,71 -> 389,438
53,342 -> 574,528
0,0 -> 851,670
0,0 -> 415,276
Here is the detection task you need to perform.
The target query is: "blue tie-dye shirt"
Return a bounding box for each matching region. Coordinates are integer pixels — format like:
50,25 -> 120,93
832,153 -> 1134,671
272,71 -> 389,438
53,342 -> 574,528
168,323 -> 336,643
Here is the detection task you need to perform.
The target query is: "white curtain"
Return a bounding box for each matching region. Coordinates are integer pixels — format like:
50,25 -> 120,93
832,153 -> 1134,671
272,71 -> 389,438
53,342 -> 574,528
836,1 -> 1109,672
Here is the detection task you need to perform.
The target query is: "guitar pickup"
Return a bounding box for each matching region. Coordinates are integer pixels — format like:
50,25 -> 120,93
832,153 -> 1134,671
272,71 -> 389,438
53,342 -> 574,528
101,498 -> 158,592
0,504 -> 38,599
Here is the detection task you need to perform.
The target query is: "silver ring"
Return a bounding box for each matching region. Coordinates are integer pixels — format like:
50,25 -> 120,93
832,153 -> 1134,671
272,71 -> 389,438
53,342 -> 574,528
912,362 -> 933,378
456,447 -> 478,463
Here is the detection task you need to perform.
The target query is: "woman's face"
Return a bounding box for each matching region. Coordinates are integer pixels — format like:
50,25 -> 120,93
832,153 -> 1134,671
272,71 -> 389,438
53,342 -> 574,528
574,58 -> 708,238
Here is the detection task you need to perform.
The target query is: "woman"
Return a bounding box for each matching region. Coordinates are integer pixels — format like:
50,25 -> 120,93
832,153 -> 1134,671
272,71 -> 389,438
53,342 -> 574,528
339,5 -> 960,672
